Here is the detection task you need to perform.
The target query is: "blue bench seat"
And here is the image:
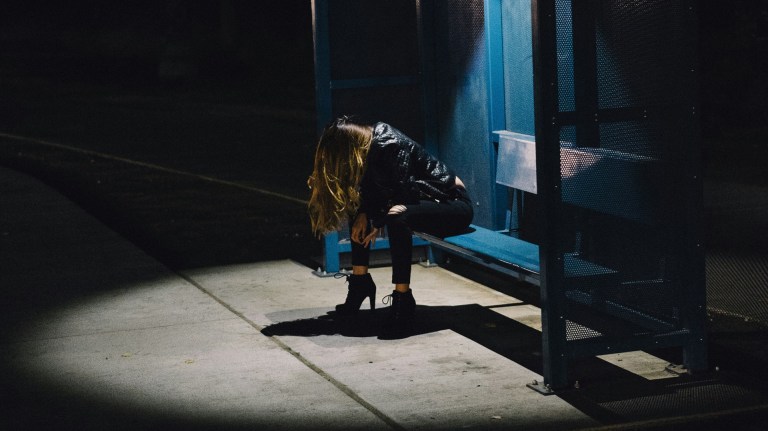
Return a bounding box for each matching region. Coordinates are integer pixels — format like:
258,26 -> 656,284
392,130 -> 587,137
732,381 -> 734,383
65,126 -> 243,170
444,225 -> 540,273
416,224 -> 618,288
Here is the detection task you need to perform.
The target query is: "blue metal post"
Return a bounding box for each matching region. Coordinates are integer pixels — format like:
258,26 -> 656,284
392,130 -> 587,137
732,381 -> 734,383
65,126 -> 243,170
531,0 -> 568,392
485,0 -> 508,230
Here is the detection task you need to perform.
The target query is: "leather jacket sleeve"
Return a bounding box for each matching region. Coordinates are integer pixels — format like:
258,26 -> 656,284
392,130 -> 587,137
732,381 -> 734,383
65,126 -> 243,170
359,123 -> 457,227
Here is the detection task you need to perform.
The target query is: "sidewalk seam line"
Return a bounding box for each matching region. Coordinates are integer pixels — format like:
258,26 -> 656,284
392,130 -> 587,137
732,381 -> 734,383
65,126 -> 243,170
177,271 -> 405,431
0,132 -> 308,205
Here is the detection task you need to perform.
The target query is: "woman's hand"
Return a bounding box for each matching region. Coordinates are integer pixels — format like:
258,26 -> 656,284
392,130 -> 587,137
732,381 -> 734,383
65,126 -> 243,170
351,213 -> 369,244
351,212 -> 379,248
361,227 -> 379,248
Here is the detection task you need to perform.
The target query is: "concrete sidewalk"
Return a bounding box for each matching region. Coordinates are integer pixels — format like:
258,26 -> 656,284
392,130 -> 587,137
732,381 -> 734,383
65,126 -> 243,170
2,166 -> 766,431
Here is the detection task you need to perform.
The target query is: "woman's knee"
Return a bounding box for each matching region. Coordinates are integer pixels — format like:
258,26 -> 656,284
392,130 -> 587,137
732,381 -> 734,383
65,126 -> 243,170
388,205 -> 407,216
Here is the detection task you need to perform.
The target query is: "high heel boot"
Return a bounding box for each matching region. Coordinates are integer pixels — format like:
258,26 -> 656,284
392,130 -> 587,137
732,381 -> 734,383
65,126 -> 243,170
381,289 -> 416,336
335,273 -> 376,315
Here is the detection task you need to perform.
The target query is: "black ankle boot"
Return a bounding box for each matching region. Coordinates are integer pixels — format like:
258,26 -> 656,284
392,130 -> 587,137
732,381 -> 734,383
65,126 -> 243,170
335,273 -> 376,315
382,289 -> 416,336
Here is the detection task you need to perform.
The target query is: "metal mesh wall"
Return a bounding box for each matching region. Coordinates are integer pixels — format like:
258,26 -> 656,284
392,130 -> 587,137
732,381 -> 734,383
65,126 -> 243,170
322,0 -> 424,137
327,0 -> 419,80
431,0 -> 493,226
501,0 -> 535,136
332,86 -> 425,143
595,1 -> 691,110
548,0 -> 705,350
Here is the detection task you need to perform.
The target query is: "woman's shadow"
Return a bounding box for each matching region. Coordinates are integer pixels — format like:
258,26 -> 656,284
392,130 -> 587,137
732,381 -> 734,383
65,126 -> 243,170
261,303 -> 545,371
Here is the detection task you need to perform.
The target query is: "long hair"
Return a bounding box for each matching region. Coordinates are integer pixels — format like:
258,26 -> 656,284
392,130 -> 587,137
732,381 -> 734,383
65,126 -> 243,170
307,116 -> 373,236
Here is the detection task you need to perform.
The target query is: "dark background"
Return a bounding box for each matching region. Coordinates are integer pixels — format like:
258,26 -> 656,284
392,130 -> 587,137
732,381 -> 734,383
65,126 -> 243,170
0,0 -> 766,267
1,1 -> 767,429
0,0 -> 319,268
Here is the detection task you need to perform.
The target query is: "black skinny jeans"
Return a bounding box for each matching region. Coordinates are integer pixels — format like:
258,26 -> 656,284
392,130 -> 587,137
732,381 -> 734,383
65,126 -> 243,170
350,188 -> 473,284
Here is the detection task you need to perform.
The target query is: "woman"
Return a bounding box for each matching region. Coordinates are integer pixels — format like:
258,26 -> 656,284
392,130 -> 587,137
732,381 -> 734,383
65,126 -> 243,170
308,116 -> 473,333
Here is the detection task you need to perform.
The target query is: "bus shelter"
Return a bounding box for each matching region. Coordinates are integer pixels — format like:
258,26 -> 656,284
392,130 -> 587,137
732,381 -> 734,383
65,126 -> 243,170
311,0 -> 707,391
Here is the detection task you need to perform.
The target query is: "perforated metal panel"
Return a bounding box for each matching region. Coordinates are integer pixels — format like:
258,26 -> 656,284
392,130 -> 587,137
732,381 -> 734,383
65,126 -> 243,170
431,0 -> 493,226
327,0 -> 419,80
313,0 -> 424,136
595,1 -> 691,110
534,0 -> 706,388
333,85 -> 425,143
500,0 -> 535,135
558,0 -> 700,338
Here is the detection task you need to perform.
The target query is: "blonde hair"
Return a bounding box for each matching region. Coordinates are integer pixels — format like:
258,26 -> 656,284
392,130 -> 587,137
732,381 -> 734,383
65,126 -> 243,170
307,116 -> 373,236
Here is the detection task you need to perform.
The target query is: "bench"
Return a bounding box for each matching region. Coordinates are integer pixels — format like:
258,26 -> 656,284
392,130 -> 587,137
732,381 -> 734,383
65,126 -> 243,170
416,225 -> 619,289
417,128 -> 672,284
413,131 -> 681,394
415,131 -> 542,278
416,131 -> 621,288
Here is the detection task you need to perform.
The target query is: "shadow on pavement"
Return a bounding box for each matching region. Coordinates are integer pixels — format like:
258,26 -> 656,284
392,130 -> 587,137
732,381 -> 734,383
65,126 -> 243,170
262,302 -> 768,430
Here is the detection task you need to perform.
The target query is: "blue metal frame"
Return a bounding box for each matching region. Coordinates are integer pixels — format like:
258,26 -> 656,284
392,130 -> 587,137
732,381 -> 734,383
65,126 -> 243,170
531,0 -> 572,390
485,0 -> 506,140
484,0 -> 508,230
315,230 -> 434,276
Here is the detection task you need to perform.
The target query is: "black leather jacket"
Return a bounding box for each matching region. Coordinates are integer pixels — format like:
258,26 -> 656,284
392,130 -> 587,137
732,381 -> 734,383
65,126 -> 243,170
359,122 -> 458,227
